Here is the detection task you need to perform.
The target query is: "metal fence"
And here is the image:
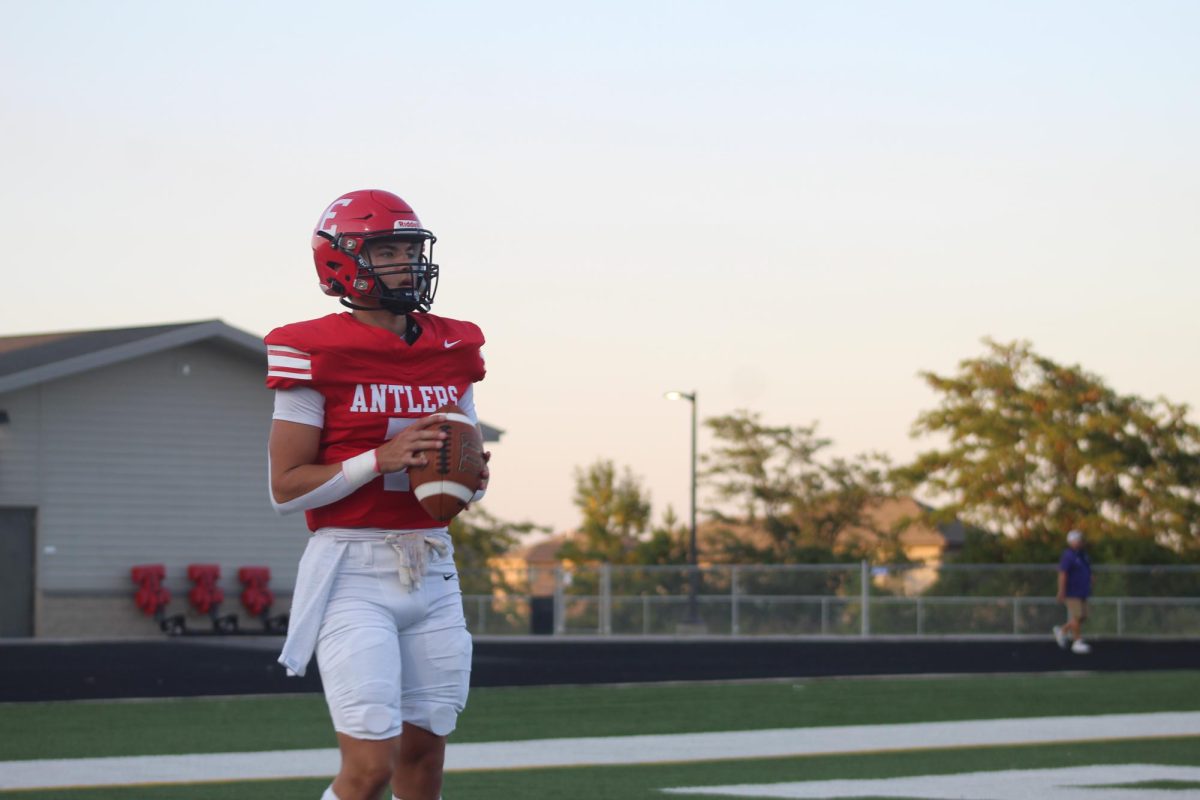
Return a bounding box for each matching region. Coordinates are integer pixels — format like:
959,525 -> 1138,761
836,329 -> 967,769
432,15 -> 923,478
459,563 -> 1200,638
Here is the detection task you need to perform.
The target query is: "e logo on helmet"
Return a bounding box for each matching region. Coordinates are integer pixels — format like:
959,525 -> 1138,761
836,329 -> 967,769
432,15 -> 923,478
319,199 -> 353,235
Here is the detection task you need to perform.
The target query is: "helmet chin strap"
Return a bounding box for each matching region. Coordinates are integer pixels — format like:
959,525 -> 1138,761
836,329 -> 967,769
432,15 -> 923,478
337,295 -> 421,315
380,297 -> 419,315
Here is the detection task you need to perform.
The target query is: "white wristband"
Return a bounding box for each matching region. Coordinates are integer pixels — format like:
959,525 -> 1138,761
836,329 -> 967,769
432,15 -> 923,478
270,450 -> 380,516
341,449 -> 379,489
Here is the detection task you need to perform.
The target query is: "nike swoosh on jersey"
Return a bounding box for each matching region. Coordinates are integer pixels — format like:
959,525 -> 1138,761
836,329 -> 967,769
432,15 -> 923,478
443,573 -> 457,581
443,339 -> 462,349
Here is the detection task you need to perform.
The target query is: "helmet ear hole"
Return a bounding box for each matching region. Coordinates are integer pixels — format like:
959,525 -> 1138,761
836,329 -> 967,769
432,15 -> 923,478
327,279 -> 346,295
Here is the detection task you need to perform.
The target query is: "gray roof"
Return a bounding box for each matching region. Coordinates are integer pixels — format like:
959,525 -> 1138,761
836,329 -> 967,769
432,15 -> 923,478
0,319 -> 503,442
0,320 -> 263,394
914,500 -> 968,547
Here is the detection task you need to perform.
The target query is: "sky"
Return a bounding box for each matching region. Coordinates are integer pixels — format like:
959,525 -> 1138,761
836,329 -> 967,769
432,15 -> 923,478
1,1 -> 1198,535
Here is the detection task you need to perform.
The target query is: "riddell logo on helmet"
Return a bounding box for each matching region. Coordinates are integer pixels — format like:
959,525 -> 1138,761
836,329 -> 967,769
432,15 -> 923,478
393,220 -> 420,229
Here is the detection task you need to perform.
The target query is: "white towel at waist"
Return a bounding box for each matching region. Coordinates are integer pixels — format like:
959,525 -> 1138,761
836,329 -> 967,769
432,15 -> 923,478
278,527 -> 451,677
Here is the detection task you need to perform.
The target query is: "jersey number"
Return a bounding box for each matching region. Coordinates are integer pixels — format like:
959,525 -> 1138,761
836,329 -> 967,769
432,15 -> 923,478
383,418 -> 414,492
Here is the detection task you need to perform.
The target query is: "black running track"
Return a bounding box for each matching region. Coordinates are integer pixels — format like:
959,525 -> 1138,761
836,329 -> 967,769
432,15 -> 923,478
1,637 -> 1198,702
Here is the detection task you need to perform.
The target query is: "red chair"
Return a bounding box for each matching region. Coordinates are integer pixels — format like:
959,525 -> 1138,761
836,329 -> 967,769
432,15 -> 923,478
238,566 -> 274,617
187,564 -> 238,633
131,564 -> 170,617
238,566 -> 288,633
187,564 -> 224,615
131,564 -> 185,635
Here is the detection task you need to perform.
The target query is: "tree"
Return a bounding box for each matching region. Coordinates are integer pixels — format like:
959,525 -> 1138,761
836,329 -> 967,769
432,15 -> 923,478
701,410 -> 892,564
449,506 -> 549,594
631,505 -> 692,566
560,459 -> 654,564
897,339 -> 1200,556
558,460 -> 691,623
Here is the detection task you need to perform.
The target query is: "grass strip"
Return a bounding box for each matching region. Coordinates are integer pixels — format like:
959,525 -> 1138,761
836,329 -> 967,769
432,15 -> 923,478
0,670 -> 1196,761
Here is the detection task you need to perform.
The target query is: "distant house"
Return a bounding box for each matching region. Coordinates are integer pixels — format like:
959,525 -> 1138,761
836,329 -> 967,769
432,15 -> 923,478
0,320 -> 502,638
838,496 -> 966,564
493,534 -> 572,596
838,496 -> 968,594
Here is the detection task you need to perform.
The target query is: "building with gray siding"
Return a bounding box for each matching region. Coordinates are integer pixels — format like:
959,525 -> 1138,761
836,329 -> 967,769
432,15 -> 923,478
0,320 -> 502,639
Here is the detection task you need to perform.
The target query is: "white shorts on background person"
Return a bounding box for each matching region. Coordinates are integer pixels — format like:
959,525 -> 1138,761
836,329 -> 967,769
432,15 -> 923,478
281,528 -> 473,740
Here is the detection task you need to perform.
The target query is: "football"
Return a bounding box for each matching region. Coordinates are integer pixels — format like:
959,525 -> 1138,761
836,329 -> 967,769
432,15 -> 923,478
408,404 -> 485,522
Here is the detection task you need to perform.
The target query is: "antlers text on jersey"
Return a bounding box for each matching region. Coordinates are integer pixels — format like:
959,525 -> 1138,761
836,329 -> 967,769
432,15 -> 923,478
349,384 -> 462,415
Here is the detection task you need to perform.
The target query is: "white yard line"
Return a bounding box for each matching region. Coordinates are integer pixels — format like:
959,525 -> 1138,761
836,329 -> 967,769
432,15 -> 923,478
1,712 -> 1199,791
663,765 -> 1200,799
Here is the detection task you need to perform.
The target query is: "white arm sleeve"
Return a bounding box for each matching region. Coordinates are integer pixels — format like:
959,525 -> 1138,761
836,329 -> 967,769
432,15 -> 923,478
269,450 -> 379,515
273,387 -> 325,427
459,385 -> 487,503
269,387 -> 376,515
458,385 -> 478,426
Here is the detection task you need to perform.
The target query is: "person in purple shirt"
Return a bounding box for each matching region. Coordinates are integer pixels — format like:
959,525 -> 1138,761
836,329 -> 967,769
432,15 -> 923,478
1053,530 -> 1093,654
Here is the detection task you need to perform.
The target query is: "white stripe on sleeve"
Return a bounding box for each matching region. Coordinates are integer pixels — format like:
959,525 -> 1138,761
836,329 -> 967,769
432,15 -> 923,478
267,345 -> 311,356
267,354 -> 313,369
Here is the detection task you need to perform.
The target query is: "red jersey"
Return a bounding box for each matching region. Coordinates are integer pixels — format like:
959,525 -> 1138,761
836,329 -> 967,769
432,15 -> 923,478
265,312 -> 486,532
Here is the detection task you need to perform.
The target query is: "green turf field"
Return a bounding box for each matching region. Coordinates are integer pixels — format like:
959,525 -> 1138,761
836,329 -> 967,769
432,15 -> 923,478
1,670 -> 1198,799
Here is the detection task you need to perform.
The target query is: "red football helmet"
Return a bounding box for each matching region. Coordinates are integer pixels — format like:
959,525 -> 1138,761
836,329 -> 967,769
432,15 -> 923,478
312,189 -> 438,314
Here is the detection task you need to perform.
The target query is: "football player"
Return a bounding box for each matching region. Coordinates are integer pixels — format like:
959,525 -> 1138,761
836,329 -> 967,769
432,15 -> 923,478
266,189 -> 488,800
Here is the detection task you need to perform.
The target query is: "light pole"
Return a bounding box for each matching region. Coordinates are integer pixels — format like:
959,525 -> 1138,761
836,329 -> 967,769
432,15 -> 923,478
665,390 -> 699,625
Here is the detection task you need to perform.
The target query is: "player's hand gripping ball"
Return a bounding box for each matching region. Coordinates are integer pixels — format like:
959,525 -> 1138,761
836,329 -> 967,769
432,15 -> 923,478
408,404 -> 485,522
